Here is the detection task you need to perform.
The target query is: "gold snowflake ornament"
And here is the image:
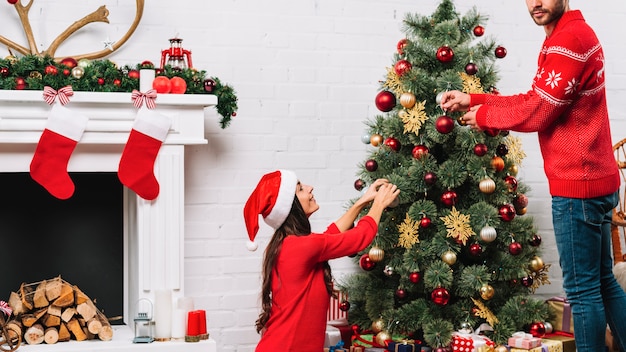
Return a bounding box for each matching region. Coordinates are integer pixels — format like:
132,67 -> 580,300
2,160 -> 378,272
440,207 -> 475,245
471,297 -> 499,327
398,213 -> 420,249
504,135 -> 527,166
460,72 -> 483,94
383,67 -> 404,96
400,100 -> 428,134
527,263 -> 551,294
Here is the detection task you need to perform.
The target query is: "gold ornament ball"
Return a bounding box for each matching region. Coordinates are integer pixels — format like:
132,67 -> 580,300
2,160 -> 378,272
399,92 -> 417,109
479,177 -> 496,194
479,226 -> 497,243
71,66 -> 85,79
517,207 -> 527,215
441,250 -> 457,265
375,330 -> 391,346
509,164 -> 519,176
530,256 -> 545,272
368,246 -> 385,263
456,115 -> 467,126
371,319 -> 384,333
495,345 -> 509,352
77,58 -> 91,68
479,284 -> 495,300
370,134 -> 384,147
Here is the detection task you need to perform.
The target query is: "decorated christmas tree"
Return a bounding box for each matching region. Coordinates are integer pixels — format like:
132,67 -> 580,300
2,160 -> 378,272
339,1 -> 551,349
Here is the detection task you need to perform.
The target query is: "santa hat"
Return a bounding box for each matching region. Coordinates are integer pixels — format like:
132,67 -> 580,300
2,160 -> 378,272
243,170 -> 298,251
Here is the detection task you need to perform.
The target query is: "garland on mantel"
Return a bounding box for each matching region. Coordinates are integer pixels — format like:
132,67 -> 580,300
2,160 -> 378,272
0,55 -> 238,129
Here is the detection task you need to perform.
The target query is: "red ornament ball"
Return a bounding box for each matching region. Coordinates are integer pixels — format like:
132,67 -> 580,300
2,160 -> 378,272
170,76 -> 187,94
394,59 -> 412,76
508,241 -> 523,255
203,78 -> 216,93
354,179 -> 365,191
431,287 -> 450,306
409,272 -> 421,284
469,243 -> 483,257
521,276 -> 534,287
359,254 -> 376,271
484,128 -> 500,137
499,204 -> 516,222
14,77 -> 27,90
529,322 -> 546,338
465,62 -> 478,75
496,143 -> 509,156
97,77 -> 105,85
441,190 -> 458,207
62,69 -> 70,76
424,171 -> 437,185
514,194 -> 529,210
384,137 -> 401,152
436,45 -> 455,63
140,60 -> 155,69
113,79 -> 121,87
395,288 -> 407,299
0,67 -> 8,77
7,0 -> 17,4
44,65 -> 58,76
365,159 -> 378,172
375,90 -> 396,112
128,70 -> 140,79
495,46 -> 507,58
529,234 -> 542,247
397,38 -> 408,55
60,57 -> 78,69
504,176 -> 518,192
435,115 -> 455,134
152,76 -> 171,93
420,217 -> 431,228
339,300 -> 351,312
473,143 -> 488,156
412,145 -> 429,159
473,25 -> 485,37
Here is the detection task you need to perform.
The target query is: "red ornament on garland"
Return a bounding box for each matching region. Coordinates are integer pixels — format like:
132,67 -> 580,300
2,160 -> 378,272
203,78 -> 216,93
128,70 -> 140,79
441,190 -> 457,207
44,65 -> 58,76
420,216 -> 431,228
97,77 -> 105,85
384,137 -> 401,152
395,288 -> 407,299
397,38 -> 408,55
365,159 -> 378,172
465,62 -> 478,75
473,25 -> 485,37
394,59 -> 412,76
473,143 -> 488,157
375,90 -> 396,112
495,46 -> 507,58
152,76 -> 171,93
7,0 -> 17,4
15,77 -> 26,90
62,68 -> 70,76
529,322 -> 546,338
0,67 -> 8,77
436,45 -> 454,63
499,204 -> 516,222
412,145 -> 429,159
140,60 -> 155,69
409,272 -> 421,284
113,79 -> 121,87
431,287 -> 450,306
60,57 -> 78,69
435,115 -> 455,134
170,76 -> 187,94
359,254 -> 376,271
508,241 -> 523,255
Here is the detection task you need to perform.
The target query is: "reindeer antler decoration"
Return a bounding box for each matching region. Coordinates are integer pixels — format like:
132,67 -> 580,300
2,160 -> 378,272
0,0 -> 145,61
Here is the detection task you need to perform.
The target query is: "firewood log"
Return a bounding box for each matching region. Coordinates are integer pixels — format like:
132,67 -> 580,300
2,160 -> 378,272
96,310 -> 113,341
86,317 -> 102,335
34,280 -> 49,308
67,317 -> 87,341
6,320 -> 23,341
42,313 -> 61,327
47,305 -> 61,317
77,301 -> 96,321
73,286 -> 89,305
52,282 -> 74,308
58,323 -> 71,342
8,291 -> 26,316
45,276 -> 63,301
24,323 -> 45,345
44,327 -> 59,344
21,308 -> 46,328
20,283 -> 34,311
61,307 -> 76,322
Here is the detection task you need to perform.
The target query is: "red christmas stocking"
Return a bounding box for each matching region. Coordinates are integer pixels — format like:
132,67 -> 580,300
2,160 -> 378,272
118,108 -> 171,200
30,105 -> 88,200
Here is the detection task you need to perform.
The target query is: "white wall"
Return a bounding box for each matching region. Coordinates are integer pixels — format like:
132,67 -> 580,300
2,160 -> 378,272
2,1 -> 624,351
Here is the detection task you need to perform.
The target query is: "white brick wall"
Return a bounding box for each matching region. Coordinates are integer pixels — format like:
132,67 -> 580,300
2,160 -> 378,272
2,1 -> 625,351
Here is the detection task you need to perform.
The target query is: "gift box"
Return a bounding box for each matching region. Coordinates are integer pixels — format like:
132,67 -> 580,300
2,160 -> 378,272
545,297 -> 574,334
350,346 -> 365,352
542,334 -> 575,352
364,349 -> 386,352
509,347 -> 542,352
451,331 -> 495,352
508,332 -> 542,349
387,340 -> 420,352
329,318 -> 354,348
326,325 -> 343,348
541,338 -> 563,352
325,340 -> 347,352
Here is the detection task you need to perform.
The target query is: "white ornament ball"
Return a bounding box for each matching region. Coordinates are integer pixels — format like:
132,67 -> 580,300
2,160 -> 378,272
480,226 -> 497,243
435,91 -> 445,105
361,133 -> 372,144
544,322 -> 553,334
71,66 -> 84,79
479,177 -> 496,194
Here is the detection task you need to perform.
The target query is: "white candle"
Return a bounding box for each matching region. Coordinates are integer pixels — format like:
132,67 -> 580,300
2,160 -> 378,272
154,289 -> 172,340
177,297 -> 194,312
140,69 -> 155,92
171,308 -> 187,340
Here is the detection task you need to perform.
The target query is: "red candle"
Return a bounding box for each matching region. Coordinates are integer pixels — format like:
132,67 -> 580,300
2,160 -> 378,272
187,310 -> 201,336
198,310 -> 207,335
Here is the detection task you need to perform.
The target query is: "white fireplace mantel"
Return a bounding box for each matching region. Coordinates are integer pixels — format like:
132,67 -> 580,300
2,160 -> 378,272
0,90 -> 217,352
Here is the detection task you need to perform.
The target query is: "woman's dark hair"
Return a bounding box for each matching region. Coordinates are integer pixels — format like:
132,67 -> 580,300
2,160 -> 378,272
255,195 -> 334,333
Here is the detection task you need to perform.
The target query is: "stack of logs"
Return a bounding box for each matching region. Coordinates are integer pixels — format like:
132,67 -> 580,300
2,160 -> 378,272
6,276 -> 113,345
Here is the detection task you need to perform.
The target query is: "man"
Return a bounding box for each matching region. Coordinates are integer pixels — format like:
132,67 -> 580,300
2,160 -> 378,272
440,1 -> 625,350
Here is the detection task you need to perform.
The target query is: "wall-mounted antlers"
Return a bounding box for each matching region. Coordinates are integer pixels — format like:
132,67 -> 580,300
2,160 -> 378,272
0,0 -> 144,61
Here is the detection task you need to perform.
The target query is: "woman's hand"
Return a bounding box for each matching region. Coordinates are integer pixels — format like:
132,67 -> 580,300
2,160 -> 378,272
357,179 -> 389,206
372,183 -> 400,209
440,90 -> 470,112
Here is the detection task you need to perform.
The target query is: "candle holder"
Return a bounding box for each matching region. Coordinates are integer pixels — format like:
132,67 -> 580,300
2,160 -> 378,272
133,298 -> 155,344
160,37 -> 193,70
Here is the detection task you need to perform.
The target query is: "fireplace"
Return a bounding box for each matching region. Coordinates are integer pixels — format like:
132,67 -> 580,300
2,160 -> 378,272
0,90 -> 217,351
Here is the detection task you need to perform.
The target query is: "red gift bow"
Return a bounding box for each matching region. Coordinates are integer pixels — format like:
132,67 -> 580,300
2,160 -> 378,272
131,89 -> 157,109
43,85 -> 74,105
0,300 -> 12,316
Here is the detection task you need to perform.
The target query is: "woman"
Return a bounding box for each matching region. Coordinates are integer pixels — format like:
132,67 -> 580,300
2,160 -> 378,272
243,170 -> 399,352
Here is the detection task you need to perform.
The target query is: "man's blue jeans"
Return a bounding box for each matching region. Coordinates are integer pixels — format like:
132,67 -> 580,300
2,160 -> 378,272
552,191 -> 626,352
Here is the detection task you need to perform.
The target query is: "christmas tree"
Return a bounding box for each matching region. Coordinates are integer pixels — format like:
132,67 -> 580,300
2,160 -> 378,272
339,0 -> 550,349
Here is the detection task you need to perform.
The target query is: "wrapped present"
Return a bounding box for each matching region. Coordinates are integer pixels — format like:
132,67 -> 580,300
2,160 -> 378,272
387,340 -> 421,352
350,346 -> 365,352
329,318 -> 354,348
541,338 -> 563,352
509,347 -> 542,352
364,349 -> 386,352
352,333 -> 384,348
325,340 -> 347,352
542,334 -> 575,352
451,331 -> 495,352
326,325 -> 343,348
545,297 -> 574,334
508,331 -> 542,349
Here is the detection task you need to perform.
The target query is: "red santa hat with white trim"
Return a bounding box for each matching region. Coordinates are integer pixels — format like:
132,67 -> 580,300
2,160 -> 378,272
243,169 -> 298,251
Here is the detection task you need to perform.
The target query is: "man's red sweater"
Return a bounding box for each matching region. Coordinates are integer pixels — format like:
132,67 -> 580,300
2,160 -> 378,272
255,216 -> 378,352
471,10 -> 619,198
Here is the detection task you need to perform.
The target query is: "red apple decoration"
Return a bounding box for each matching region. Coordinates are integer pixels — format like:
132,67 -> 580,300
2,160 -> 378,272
170,76 -> 187,94
152,76 -> 172,93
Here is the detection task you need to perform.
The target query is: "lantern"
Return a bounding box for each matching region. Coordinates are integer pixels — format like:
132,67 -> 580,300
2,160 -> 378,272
160,38 -> 193,69
133,299 -> 155,343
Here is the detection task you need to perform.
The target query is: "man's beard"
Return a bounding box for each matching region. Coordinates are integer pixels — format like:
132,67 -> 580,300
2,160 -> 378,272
529,1 -> 566,26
